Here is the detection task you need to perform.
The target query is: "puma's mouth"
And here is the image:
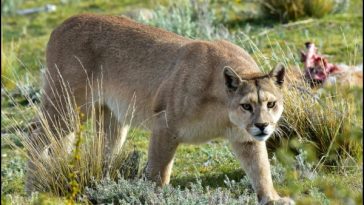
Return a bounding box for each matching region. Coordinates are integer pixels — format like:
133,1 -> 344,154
253,132 -> 270,141
246,124 -> 276,142
255,133 -> 267,137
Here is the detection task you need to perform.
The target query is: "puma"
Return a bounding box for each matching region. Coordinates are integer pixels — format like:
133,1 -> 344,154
27,14 -> 294,204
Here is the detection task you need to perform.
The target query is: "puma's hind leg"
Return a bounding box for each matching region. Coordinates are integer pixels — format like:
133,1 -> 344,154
94,104 -> 130,173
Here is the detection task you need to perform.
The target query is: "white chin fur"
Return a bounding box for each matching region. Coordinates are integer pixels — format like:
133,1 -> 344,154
252,134 -> 271,142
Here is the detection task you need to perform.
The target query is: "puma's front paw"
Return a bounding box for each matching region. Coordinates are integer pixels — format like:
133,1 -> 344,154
263,197 -> 295,205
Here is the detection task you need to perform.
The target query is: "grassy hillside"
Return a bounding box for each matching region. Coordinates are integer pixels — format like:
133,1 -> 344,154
1,0 -> 362,204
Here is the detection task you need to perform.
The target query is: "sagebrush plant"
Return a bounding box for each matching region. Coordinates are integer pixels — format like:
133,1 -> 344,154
137,0 -> 232,40
294,149 -> 317,179
1,154 -> 25,195
83,151 -> 316,204
84,176 -> 258,204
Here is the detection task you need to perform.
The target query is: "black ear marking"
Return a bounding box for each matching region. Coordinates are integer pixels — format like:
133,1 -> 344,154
269,63 -> 285,87
223,66 -> 242,93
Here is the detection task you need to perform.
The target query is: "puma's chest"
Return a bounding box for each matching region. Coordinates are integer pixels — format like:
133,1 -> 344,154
176,111 -> 229,144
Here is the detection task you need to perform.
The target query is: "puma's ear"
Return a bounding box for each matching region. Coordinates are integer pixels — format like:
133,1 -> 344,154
269,63 -> 285,87
223,66 -> 242,92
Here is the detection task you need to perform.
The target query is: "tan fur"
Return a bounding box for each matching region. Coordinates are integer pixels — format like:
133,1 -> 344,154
28,14 -> 294,204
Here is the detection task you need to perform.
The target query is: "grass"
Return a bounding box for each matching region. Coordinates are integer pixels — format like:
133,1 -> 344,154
258,0 -> 347,22
1,0 -> 362,204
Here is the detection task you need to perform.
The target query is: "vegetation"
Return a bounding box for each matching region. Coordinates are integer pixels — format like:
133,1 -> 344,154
1,0 -> 24,16
258,0 -> 349,22
1,0 -> 362,204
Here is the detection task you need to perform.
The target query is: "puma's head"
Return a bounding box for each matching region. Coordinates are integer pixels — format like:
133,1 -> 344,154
223,64 -> 285,141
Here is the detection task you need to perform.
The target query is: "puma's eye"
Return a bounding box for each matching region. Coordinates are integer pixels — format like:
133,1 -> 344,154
267,101 -> 276,108
241,103 -> 252,111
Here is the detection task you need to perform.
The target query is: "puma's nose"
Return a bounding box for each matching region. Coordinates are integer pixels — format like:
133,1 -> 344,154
254,123 -> 268,131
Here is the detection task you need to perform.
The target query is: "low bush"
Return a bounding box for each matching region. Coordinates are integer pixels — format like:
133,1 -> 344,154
258,0 -> 349,22
137,0 -> 231,40
84,176 -> 258,205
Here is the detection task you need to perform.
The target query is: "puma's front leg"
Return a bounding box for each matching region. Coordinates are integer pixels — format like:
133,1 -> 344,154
146,120 -> 179,186
230,140 -> 294,205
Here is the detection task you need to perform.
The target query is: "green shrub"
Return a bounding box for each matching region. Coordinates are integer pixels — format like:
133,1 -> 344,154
304,0 -> 334,18
1,154 -> 26,195
1,0 -> 23,16
258,0 -> 349,22
259,0 -> 306,22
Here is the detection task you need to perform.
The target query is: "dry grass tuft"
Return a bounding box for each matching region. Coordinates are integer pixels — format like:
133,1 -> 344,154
2,74 -> 141,201
280,81 -> 362,166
